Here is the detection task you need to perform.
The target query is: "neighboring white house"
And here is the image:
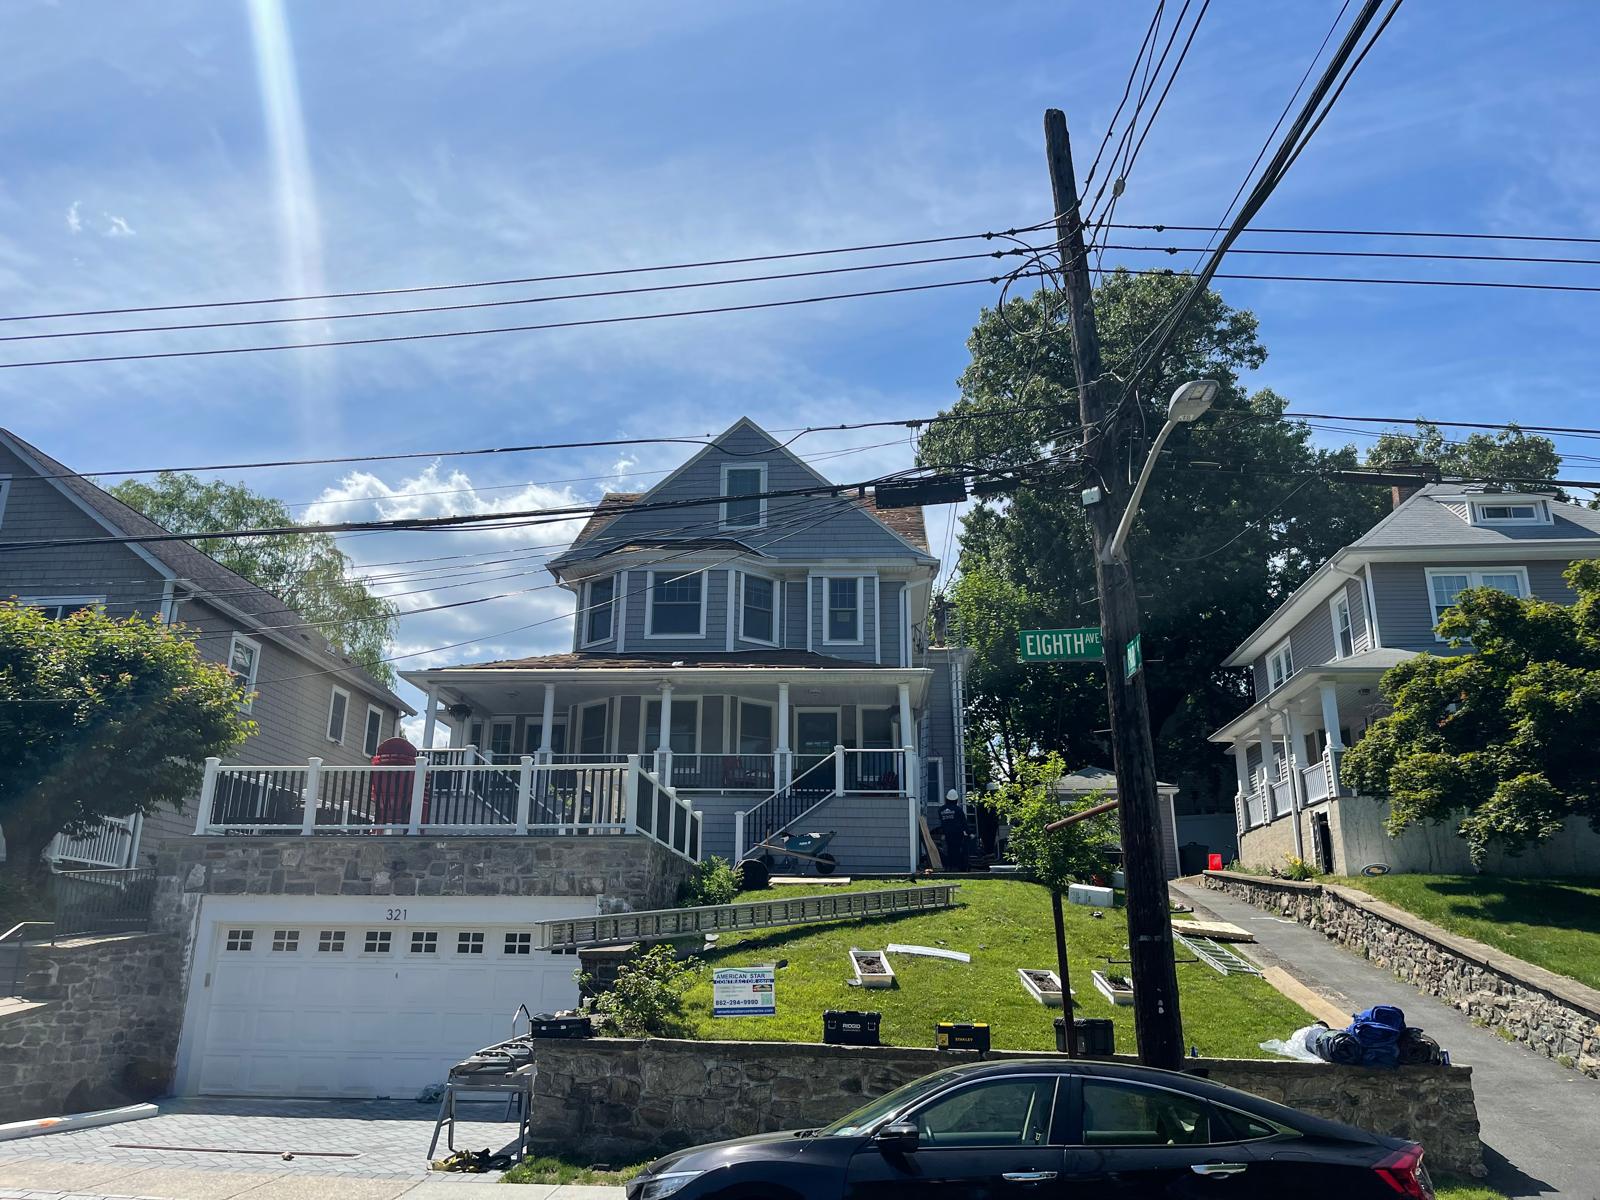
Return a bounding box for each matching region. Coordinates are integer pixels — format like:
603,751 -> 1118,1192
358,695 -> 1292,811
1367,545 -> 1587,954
1210,483 -> 1600,876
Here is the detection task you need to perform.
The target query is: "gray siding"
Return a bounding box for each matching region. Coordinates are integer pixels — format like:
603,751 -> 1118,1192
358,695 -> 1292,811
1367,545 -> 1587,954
800,793 -> 913,873
878,580 -> 904,667
808,574 -> 880,664
1248,576 -> 1373,700
921,652 -> 958,789
783,580 -> 808,649
620,564 -> 730,654
1370,559 -> 1581,654
565,421 -> 918,565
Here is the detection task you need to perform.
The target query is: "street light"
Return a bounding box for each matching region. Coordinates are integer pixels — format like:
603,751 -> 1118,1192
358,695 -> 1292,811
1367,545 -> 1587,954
1101,379 -> 1218,563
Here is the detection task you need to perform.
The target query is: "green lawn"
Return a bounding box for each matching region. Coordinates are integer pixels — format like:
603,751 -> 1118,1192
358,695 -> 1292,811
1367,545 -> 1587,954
680,878 -> 1312,1058
501,1155 -> 647,1185
1331,874 -> 1600,991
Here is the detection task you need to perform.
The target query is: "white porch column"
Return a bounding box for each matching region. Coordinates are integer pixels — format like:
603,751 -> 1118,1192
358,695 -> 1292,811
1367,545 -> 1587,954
196,756 -> 221,834
897,682 -> 915,752
421,686 -> 438,750
656,683 -> 674,780
1231,742 -> 1252,834
1282,708 -> 1309,860
1253,719 -> 1272,824
1318,681 -> 1344,751
538,683 -> 556,762
776,682 -> 791,790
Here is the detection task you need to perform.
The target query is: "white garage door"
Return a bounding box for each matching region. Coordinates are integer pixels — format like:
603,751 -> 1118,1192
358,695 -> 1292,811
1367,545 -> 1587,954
182,898 -> 594,1098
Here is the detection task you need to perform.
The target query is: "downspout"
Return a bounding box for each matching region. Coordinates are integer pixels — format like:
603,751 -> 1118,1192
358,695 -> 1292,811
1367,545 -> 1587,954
1329,555 -> 1381,650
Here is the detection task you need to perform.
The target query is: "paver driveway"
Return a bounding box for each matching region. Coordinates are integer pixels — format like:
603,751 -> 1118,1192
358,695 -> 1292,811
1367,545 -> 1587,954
0,1096 -> 530,1193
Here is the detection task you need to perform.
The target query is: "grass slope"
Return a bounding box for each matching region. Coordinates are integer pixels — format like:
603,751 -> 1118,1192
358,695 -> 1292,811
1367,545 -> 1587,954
1331,874 -> 1600,991
680,879 -> 1312,1058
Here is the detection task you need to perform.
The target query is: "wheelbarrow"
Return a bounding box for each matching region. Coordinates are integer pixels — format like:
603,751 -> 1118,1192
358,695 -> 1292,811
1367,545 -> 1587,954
744,829 -> 839,878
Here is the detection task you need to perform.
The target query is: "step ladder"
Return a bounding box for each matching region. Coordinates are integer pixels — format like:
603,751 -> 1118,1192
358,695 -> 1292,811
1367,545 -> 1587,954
1174,931 -> 1262,977
534,884 -> 959,951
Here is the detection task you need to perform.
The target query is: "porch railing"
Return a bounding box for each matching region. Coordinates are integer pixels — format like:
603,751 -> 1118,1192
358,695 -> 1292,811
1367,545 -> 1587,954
1300,759 -> 1331,804
666,753 -> 778,793
53,868 -> 157,940
1268,773 -> 1295,820
733,745 -> 919,861
48,814 -> 141,869
194,754 -> 700,861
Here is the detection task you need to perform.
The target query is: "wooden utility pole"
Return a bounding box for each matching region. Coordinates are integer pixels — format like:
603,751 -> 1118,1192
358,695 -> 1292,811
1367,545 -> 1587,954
1043,107 -> 1184,1070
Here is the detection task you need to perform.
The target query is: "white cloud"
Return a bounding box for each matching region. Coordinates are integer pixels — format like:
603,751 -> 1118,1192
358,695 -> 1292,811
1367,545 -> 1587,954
104,214 -> 135,237
65,201 -> 81,233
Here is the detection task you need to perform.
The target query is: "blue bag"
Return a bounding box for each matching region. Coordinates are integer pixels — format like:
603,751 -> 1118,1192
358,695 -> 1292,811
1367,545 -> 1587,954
1346,1005 -> 1406,1068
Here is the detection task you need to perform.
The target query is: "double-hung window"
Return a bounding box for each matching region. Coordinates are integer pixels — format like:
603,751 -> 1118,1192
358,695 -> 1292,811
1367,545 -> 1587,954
363,705 -> 386,757
741,574 -> 776,644
327,686 -> 350,745
647,571 -> 704,637
720,463 -> 766,530
227,633 -> 262,712
824,577 -> 861,644
737,701 -> 774,754
1266,640 -> 1294,692
22,596 -> 104,620
644,698 -> 700,754
1330,593 -> 1355,659
1427,567 -> 1529,636
582,576 -> 615,645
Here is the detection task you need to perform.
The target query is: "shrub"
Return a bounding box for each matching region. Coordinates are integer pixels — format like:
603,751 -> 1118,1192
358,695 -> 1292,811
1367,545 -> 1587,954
582,944 -> 699,1037
1280,855 -> 1318,881
677,856 -> 740,908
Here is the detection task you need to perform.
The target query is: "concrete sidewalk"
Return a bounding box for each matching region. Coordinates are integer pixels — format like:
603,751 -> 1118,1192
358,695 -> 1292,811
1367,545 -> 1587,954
1174,880 -> 1600,1199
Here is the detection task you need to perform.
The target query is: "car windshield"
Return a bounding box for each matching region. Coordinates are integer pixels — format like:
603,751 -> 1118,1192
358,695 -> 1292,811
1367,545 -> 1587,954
818,1069 -> 969,1137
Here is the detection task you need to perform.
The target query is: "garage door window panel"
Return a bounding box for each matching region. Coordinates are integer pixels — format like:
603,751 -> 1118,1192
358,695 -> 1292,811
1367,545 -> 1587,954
410,931 -> 438,954
270,930 -> 299,952
505,932 -> 532,955
363,931 -> 391,954
317,930 -> 345,953
458,931 -> 485,954
225,929 -> 253,952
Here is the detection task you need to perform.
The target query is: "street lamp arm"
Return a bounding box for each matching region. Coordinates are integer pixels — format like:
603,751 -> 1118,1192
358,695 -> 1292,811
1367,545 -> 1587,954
1101,418 -> 1179,564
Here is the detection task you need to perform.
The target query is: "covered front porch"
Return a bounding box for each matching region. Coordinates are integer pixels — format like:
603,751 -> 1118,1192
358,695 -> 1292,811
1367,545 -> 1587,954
1210,649 -> 1414,849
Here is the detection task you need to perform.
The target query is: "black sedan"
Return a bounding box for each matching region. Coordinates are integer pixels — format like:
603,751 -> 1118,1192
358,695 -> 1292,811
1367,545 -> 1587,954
624,1058 -> 1434,1200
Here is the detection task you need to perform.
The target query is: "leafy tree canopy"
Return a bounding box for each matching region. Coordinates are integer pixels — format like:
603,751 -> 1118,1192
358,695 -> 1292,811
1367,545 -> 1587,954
0,604 -> 249,881
110,472 -> 398,684
978,753 -> 1119,891
1339,560 -> 1600,865
1365,421 -> 1567,497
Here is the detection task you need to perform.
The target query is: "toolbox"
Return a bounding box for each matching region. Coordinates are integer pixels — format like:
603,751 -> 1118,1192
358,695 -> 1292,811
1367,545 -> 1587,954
823,1010 -> 882,1046
1054,1017 -> 1115,1057
525,1014 -> 594,1039
935,1020 -> 991,1053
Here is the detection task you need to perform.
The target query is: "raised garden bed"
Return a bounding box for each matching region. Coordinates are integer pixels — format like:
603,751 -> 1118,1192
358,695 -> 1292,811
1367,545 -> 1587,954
850,948 -> 895,989
1017,968 -> 1067,1007
1092,968 -> 1134,1006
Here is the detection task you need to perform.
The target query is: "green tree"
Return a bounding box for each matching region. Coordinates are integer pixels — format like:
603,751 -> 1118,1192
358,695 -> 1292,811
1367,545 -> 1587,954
980,753 -> 1119,889
109,472 -> 398,684
581,944 -> 700,1037
1339,560 -> 1600,864
922,271 -> 1383,802
0,604 -> 250,883
1366,421 -> 1565,495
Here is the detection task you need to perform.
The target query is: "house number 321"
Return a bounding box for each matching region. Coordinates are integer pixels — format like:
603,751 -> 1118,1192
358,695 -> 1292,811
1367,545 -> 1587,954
385,908 -> 407,921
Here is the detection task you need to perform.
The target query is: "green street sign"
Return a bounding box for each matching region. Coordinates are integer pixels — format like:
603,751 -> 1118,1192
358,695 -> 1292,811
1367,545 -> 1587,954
1018,627 -> 1103,662
1124,634 -> 1143,680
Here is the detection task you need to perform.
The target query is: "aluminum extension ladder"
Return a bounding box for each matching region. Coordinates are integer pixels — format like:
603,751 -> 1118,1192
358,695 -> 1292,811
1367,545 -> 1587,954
1174,931 -> 1262,977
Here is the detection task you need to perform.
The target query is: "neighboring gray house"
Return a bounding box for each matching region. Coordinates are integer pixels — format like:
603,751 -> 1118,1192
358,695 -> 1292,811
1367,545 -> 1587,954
402,417 -> 972,873
0,428 -> 411,868
1211,483 -> 1600,876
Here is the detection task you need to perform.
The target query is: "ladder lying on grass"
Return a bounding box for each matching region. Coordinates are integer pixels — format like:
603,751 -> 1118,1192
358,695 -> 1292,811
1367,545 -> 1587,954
535,884 -> 959,951
1174,931 -> 1263,977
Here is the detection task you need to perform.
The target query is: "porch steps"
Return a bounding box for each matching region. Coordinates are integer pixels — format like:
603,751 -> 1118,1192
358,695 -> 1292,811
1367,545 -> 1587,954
1173,931 -> 1263,977
534,883 -> 958,952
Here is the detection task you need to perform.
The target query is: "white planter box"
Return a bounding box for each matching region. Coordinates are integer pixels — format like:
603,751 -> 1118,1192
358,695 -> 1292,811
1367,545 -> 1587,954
1068,883 -> 1114,907
1092,969 -> 1134,1006
850,948 -> 895,989
1017,968 -> 1068,1007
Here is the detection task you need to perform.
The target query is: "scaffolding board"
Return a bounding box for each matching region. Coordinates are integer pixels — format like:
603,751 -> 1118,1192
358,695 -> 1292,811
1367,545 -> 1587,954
535,884 -> 959,952
1174,931 -> 1262,977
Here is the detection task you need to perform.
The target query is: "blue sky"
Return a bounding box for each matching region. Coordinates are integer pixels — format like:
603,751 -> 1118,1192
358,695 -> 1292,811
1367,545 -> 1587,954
4,1 -> 1599,724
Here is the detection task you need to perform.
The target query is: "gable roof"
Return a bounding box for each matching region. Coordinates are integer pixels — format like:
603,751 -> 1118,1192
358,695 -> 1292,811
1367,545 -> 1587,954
0,428 -> 409,710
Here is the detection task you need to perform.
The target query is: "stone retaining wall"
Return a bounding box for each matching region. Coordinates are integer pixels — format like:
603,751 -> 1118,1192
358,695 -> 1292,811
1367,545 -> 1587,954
524,1037 -> 1483,1178
1203,870 -> 1600,1081
0,933 -> 182,1122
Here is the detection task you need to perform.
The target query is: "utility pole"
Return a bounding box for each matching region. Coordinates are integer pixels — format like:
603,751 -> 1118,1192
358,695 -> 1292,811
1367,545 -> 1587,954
1043,108 -> 1184,1070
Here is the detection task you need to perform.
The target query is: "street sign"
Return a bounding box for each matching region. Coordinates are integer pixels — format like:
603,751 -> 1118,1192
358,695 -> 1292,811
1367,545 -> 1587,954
1018,627 -> 1103,662
1124,634 -> 1143,680
712,965 -> 776,1017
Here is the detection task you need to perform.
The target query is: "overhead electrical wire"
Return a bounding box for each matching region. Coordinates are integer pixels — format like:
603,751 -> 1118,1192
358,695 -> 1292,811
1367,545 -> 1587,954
1101,221 -> 1600,246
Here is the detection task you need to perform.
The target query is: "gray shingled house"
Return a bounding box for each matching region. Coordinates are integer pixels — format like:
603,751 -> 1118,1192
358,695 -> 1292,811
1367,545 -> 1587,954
1210,482 -> 1600,876
0,428 -> 411,868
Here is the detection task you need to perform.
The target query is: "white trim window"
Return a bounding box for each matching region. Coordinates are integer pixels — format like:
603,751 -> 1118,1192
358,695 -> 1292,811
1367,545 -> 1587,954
1469,498 -> 1548,526
20,595 -> 105,620
226,632 -> 262,712
488,718 -> 515,761
326,686 -> 350,745
0,473 -> 11,528
581,576 -> 616,646
736,699 -> 775,754
824,576 -> 862,644
1329,592 -> 1355,660
1426,566 -> 1530,636
644,697 -> 700,754
362,704 -> 386,757
647,570 -> 705,638
739,573 -> 778,646
1266,639 -> 1294,692
720,463 -> 767,530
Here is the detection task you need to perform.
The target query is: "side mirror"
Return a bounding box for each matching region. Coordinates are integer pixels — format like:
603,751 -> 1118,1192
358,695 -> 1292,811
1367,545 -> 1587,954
875,1122 -> 920,1155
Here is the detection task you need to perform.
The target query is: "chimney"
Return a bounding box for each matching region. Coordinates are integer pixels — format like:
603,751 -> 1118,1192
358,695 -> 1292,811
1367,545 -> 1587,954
1390,484 -> 1422,510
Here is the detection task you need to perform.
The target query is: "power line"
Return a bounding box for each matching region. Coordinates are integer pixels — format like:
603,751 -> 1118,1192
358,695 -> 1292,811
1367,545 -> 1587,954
0,270 -> 1042,371
1099,240 -> 1600,269
0,220 -> 1057,325
1102,221 -> 1600,246
1093,264 -> 1600,295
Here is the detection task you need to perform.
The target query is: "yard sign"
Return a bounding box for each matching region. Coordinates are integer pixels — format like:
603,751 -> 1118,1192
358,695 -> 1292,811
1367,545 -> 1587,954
712,965 -> 776,1017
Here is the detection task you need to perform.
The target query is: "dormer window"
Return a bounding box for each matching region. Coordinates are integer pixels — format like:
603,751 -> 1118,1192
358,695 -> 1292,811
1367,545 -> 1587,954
1468,498 -> 1548,526
720,464 -> 767,530
1266,640 -> 1294,692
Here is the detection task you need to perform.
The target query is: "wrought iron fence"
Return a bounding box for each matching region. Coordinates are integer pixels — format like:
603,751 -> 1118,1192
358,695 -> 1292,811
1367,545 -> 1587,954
51,868 -> 157,940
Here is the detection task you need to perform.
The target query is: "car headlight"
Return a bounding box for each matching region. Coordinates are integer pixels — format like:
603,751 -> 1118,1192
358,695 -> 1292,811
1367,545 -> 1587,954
638,1170 -> 704,1199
